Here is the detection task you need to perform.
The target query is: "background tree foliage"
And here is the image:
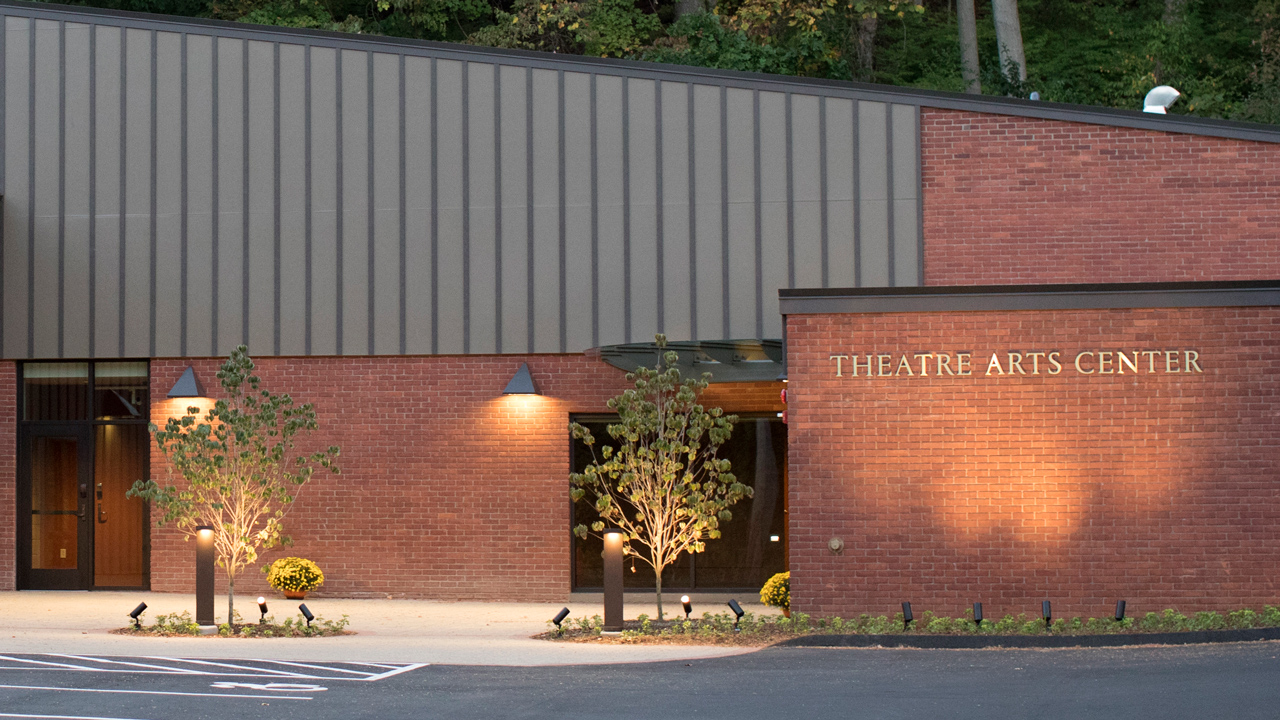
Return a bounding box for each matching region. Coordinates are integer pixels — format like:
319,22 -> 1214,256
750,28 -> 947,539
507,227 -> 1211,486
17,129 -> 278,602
43,0 -> 1279,122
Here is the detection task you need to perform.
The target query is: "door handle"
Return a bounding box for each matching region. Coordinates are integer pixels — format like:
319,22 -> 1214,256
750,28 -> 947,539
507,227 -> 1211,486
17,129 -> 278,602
98,503 -> 107,524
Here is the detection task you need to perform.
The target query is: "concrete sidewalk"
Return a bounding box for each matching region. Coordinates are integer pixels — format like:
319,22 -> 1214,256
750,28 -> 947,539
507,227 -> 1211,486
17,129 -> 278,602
0,591 -> 773,666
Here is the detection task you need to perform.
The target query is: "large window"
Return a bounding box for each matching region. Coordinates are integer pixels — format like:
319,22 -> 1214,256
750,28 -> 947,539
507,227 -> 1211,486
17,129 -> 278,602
571,414 -> 786,591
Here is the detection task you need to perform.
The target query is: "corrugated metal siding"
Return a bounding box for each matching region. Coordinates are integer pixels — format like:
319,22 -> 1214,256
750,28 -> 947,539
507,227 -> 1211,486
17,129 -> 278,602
0,6 -> 923,359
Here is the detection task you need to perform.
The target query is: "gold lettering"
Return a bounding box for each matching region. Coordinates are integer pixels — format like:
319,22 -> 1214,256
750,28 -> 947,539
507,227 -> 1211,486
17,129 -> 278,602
957,353 -> 972,376
1098,351 -> 1114,374
1008,352 -> 1026,375
1117,351 -> 1138,375
1185,350 -> 1202,373
878,355 -> 893,377
1025,351 -> 1045,374
1165,350 -> 1181,373
914,353 -> 934,376
830,355 -> 849,377
1047,352 -> 1062,375
1142,350 -> 1160,373
896,355 -> 915,376
936,354 -> 955,376
986,353 -> 1005,376
851,354 -> 873,377
1075,351 -> 1095,374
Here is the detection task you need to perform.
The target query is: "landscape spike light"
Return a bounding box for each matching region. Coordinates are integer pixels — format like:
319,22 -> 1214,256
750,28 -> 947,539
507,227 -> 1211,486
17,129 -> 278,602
257,597 -> 268,623
1115,600 -> 1127,623
552,607 -> 570,632
681,595 -> 693,620
299,603 -> 315,627
902,602 -> 913,630
973,602 -> 983,627
728,599 -> 745,631
129,602 -> 147,630
1042,600 -> 1052,628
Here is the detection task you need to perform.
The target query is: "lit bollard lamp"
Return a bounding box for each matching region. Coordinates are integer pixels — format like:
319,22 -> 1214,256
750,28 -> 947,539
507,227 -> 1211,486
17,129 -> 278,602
602,529 -> 625,632
195,525 -> 215,626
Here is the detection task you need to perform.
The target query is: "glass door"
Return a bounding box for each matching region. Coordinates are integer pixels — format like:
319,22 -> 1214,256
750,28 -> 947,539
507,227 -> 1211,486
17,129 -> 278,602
19,426 -> 94,590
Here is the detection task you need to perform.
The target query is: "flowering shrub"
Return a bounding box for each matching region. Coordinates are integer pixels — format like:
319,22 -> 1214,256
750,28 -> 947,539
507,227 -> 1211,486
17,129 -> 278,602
266,557 -> 325,593
760,571 -> 790,610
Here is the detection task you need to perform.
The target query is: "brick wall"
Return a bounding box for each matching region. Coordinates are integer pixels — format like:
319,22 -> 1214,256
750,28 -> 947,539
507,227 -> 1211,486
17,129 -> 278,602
786,306 -> 1280,619
147,354 -> 782,601
921,109 -> 1280,285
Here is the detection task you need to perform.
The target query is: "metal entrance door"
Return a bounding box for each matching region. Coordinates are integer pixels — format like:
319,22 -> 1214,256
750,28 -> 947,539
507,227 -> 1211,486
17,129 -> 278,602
19,426 -> 94,590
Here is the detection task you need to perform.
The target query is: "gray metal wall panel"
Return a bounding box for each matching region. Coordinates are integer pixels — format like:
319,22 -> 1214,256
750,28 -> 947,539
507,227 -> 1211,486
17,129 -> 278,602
185,33 -> 214,357
278,42 -> 307,356
595,74 -> 625,348
497,64 -> 527,353
529,67 -> 559,353
658,80 -> 689,342
403,55 -> 432,354
0,4 -> 925,359
153,30 -> 183,358
626,78 -> 657,345
371,51 -> 401,355
467,61 -> 497,354
62,22 -> 91,359
308,46 -> 338,356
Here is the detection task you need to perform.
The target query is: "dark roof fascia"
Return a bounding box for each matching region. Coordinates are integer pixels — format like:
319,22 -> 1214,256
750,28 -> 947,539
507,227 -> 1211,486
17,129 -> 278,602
5,0 -> 1280,145
778,280 -> 1280,315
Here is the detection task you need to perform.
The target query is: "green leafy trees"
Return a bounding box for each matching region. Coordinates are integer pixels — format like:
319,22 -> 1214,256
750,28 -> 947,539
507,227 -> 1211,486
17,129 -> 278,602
129,346 -> 340,624
570,335 -> 751,620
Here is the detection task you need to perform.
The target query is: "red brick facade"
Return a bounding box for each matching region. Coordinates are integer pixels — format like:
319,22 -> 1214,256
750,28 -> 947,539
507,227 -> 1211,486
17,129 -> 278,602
786,306 -> 1280,619
921,108 -> 1280,286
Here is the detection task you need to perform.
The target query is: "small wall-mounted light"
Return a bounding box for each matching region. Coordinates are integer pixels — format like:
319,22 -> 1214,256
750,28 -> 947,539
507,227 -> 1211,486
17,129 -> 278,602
1115,600 -> 1127,622
502,363 -> 539,395
167,366 -> 207,399
1042,600 -> 1052,628
902,602 -> 913,630
552,607 -> 570,634
769,535 -> 780,542
727,599 -> 744,631
129,602 -> 147,630
257,597 -> 269,624
299,603 -> 314,627
973,602 -> 983,627
681,595 -> 693,620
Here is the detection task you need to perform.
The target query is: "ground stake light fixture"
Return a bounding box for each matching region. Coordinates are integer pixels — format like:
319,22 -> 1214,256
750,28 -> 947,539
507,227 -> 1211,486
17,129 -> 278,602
681,595 -> 693,620
552,607 -> 570,634
1115,600 -> 1127,623
299,604 -> 314,628
1042,600 -> 1052,628
973,602 -> 983,627
902,602 -> 913,630
502,363 -> 539,395
129,602 -> 147,630
727,599 -> 744,632
167,366 -> 207,399
257,597 -> 269,623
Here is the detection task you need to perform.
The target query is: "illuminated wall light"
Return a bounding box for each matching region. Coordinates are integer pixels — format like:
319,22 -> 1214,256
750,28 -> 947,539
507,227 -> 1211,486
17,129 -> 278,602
769,535 -> 780,542
167,366 -> 207,399
502,363 -> 540,395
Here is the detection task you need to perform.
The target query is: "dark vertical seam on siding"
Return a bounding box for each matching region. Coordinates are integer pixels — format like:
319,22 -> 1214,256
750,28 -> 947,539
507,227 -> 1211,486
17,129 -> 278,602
334,49 -> 343,353
210,35 -> 218,351
117,25 -> 126,357
149,29 -> 157,357
398,53 -> 406,354
557,69 -> 565,353
752,90 -> 762,339
685,82 -> 695,340
589,73 -> 598,348
885,103 -> 895,287
240,38 -> 248,346
915,104 -> 924,285
303,44 -> 311,354
852,99 -> 860,287
653,80 -> 663,335
819,95 -> 829,288
57,21 -> 65,357
524,66 -> 533,352
180,32 -> 188,356
87,24 -> 94,357
429,57 -> 437,354
366,50 -> 374,355
719,85 -> 728,339
461,60 -> 470,353
492,62 -> 501,353
784,91 -> 794,290
621,78 -> 631,343
273,42 -> 281,355
26,17 -> 35,358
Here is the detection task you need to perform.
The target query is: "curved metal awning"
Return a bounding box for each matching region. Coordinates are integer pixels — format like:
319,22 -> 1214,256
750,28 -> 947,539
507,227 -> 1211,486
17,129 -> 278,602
596,339 -> 784,383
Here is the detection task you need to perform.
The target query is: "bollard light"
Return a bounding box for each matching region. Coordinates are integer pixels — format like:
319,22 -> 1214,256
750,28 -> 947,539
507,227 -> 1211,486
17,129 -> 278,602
257,597 -> 268,623
195,525 -> 215,626
681,595 -> 692,620
129,602 -> 147,630
602,529 -> 625,632
728,599 -> 745,632
1042,600 -> 1052,628
299,603 -> 314,627
973,602 -> 983,626
552,607 -> 570,633
1115,600 -> 1127,622
902,602 -> 913,630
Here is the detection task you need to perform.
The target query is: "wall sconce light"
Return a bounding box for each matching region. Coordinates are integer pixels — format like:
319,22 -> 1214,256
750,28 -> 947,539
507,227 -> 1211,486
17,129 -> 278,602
727,599 -> 744,631
502,363 -> 539,395
902,602 -> 913,630
973,602 -> 983,627
681,595 -> 693,620
1115,600 -> 1127,623
1042,600 -> 1052,628
299,604 -> 314,627
552,607 -> 570,634
257,597 -> 269,624
167,366 -> 207,399
129,602 -> 147,630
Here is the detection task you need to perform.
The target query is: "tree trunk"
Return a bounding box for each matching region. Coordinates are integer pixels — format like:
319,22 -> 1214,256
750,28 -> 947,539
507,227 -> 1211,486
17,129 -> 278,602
674,0 -> 712,19
957,0 -> 981,93
227,573 -> 235,627
655,570 -> 664,621
990,0 -> 1026,83
856,14 -> 878,81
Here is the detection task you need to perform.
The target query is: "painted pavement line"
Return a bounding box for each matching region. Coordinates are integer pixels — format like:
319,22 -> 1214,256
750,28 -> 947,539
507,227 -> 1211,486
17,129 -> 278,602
361,663 -> 429,681
142,657 -> 318,678
0,713 -> 154,720
0,657 -> 109,673
44,655 -> 205,675
0,683 -> 312,701
256,659 -> 380,676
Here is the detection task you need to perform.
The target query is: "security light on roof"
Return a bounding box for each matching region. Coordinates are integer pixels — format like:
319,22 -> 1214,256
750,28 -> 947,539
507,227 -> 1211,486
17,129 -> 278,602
1143,86 -> 1180,114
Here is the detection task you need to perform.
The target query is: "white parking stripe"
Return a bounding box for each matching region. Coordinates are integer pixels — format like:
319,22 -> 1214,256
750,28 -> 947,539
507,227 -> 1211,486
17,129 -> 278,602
0,713 -> 153,720
257,659 -> 375,676
142,657 -> 314,678
362,664 -> 429,681
45,656 -> 203,675
0,684 -> 312,701
0,657 -> 103,672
